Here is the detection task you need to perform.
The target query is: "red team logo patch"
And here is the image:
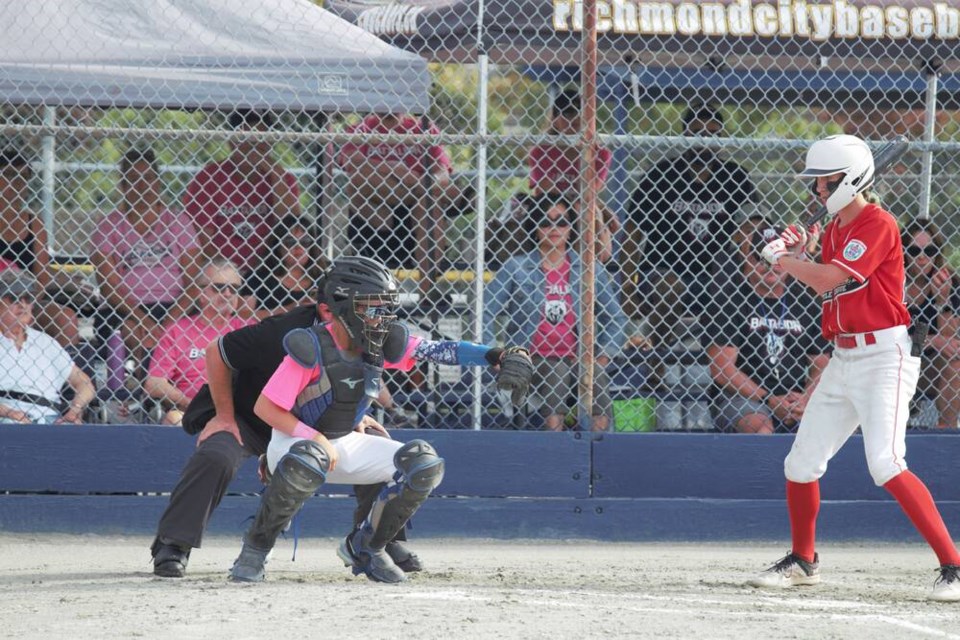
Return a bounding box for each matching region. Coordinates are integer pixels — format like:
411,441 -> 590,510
842,239 -> 867,261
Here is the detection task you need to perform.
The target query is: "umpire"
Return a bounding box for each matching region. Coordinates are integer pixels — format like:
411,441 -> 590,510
150,271 -> 414,578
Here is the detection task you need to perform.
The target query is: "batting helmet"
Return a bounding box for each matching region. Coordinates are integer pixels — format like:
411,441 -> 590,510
796,134 -> 875,215
323,256 -> 400,355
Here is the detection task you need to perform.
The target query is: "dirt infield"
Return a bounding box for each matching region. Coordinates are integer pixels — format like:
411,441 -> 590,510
2,534 -> 957,640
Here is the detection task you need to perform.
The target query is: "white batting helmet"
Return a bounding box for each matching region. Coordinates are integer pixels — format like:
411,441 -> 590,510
797,134 -> 875,214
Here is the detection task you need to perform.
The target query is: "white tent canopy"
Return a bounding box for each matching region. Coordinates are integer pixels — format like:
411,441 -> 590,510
0,0 -> 431,114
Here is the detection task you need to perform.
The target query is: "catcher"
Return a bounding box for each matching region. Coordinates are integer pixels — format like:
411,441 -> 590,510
229,255 -> 533,584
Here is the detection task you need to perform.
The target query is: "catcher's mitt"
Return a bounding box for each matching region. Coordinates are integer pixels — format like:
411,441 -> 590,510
496,346 -> 534,406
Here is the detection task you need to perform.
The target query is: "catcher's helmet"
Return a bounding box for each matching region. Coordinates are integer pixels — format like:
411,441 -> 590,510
323,256 -> 400,354
796,134 -> 875,215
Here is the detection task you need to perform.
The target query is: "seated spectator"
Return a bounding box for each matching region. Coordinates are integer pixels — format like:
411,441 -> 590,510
0,146 -> 80,348
145,258 -> 251,425
483,193 -> 627,431
184,109 -> 300,275
339,112 -> 467,277
902,221 -> 960,429
704,226 -> 829,433
0,271 -> 95,424
244,216 -> 320,319
91,147 -> 202,373
621,103 -> 758,347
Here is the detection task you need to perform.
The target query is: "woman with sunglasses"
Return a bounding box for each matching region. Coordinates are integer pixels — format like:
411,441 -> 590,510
483,192 -> 627,431
902,220 -> 960,430
145,258 -> 252,425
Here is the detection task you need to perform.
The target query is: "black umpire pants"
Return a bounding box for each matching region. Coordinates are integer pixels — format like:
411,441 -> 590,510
153,424 -> 402,550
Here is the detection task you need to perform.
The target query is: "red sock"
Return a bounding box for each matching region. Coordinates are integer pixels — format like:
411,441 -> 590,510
884,471 -> 960,566
787,480 -> 819,563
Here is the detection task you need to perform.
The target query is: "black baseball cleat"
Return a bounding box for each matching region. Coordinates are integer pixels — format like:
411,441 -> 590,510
386,540 -> 423,573
152,540 -> 191,578
337,528 -> 407,583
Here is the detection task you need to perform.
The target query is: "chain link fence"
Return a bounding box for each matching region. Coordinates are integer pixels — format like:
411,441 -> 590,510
2,0 -> 960,432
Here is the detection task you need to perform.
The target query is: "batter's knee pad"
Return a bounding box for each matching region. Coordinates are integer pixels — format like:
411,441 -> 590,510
245,440 -> 330,550
394,439 -> 445,495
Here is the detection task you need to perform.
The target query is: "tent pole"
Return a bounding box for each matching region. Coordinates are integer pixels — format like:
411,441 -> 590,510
472,0 -> 488,430
40,106 -> 56,250
918,63 -> 940,221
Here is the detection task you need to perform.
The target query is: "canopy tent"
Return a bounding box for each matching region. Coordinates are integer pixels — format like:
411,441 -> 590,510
526,65 -> 960,111
0,0 -> 431,114
325,0 -> 960,68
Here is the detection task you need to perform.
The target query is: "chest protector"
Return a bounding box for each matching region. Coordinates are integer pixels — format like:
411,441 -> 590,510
285,325 -> 373,439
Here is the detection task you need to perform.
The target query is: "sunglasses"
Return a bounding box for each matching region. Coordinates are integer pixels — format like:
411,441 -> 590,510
0,294 -> 33,305
537,216 -> 573,229
207,282 -> 240,294
906,245 -> 939,258
281,235 -> 312,249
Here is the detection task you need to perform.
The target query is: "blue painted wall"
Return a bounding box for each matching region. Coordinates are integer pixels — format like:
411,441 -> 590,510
1,426 -> 958,541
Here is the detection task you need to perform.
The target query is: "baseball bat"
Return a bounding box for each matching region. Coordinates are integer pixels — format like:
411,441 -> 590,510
803,135 -> 911,230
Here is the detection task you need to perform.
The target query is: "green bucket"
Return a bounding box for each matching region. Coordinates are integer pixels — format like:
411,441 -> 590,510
612,397 -> 657,432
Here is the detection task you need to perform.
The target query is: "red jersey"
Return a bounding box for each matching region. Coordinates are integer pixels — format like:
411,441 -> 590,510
339,115 -> 452,175
183,159 -> 299,272
528,144 -> 612,194
819,203 -> 910,339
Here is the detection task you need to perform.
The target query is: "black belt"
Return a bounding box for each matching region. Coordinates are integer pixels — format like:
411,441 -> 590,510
0,390 -> 66,413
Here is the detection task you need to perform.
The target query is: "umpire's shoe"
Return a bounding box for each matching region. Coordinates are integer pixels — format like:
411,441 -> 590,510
229,541 -> 271,583
747,552 -> 820,588
151,539 -> 191,578
386,541 -> 423,573
338,527 -> 407,583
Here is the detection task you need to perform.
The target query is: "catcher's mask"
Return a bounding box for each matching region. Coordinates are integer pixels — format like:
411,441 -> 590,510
324,255 -> 401,356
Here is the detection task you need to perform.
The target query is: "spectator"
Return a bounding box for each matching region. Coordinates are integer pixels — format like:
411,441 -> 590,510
0,270 -> 95,424
91,147 -> 202,372
244,216 -> 319,319
184,109 -> 301,275
0,147 -> 80,348
483,193 -> 627,431
704,227 -> 829,433
145,258 -> 251,425
490,89 -> 616,268
902,220 -> 960,429
621,103 -> 758,345
339,112 -> 466,276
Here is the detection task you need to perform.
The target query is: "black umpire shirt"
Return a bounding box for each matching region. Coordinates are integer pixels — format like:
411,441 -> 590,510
217,304 -> 319,437
703,279 -> 828,398
629,154 -> 757,274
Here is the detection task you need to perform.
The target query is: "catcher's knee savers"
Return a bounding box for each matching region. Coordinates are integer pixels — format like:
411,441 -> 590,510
246,440 -> 330,550
367,439 -> 445,548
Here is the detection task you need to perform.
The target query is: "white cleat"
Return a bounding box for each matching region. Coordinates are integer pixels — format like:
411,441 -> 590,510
747,552 -> 821,588
929,565 -> 960,602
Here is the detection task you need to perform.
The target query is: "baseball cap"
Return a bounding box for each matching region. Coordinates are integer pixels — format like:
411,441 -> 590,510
751,225 -> 785,257
0,269 -> 37,300
552,89 -> 581,117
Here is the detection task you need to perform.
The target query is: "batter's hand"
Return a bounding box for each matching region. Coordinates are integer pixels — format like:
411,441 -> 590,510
198,413 -> 243,447
761,238 -> 789,265
781,224 -> 807,257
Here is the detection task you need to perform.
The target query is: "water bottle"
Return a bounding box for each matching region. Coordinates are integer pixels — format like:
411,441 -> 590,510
105,330 -> 126,392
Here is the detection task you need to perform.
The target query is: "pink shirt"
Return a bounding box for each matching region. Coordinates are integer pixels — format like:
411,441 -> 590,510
262,325 -> 422,411
530,261 -> 578,359
148,315 -> 252,398
528,144 -> 612,194
339,115 -> 452,176
183,159 -> 299,271
91,209 -> 200,304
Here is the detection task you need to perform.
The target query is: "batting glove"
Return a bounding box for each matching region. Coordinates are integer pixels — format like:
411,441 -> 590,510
761,238 -> 790,265
781,224 -> 807,257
